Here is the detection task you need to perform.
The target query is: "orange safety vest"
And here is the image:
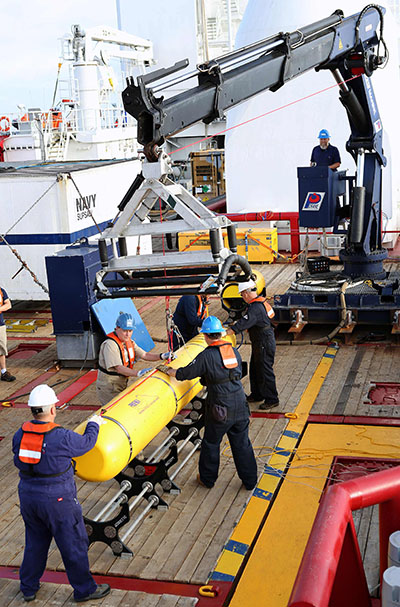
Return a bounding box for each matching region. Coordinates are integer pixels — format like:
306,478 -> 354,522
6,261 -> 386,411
106,332 -> 136,368
210,339 -> 238,369
196,295 -> 208,321
251,296 -> 275,319
19,421 -> 60,464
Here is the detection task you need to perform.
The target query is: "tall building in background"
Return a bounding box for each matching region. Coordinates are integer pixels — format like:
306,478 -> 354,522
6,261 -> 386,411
388,0 -> 400,24
197,0 -> 249,60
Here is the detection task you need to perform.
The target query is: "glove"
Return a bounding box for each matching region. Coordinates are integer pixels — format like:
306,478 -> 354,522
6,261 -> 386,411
88,414 -> 107,426
160,351 -> 176,361
157,364 -> 171,375
137,367 -> 152,378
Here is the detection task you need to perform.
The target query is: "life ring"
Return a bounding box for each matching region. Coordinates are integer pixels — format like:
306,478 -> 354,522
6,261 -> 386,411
0,116 -> 10,132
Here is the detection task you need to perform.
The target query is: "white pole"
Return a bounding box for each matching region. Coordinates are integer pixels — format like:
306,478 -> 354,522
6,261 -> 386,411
227,0 -> 233,52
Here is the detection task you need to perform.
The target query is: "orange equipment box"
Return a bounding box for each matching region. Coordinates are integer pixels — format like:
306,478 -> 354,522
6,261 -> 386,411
178,227 -> 277,263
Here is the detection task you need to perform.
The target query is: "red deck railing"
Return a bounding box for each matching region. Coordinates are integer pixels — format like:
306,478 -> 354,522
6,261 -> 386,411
288,465 -> 400,607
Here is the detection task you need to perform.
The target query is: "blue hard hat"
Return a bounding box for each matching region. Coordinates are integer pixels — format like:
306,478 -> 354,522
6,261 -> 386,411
116,312 -> 134,330
318,129 -> 330,139
200,316 -> 224,334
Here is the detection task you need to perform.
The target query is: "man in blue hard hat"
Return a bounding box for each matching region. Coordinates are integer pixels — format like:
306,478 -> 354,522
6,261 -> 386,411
310,129 -> 341,169
165,316 -> 258,490
12,384 -> 110,603
96,312 -> 174,405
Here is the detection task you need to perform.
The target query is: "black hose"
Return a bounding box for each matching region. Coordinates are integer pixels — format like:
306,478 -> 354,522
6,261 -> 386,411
216,255 -> 252,287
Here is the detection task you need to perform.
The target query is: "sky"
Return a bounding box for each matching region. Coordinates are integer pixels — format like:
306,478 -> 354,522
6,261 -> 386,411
1,0 -> 120,113
0,0 -> 202,114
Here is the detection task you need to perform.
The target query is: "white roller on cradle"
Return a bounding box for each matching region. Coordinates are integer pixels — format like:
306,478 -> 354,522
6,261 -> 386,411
382,566 -> 400,607
389,531 -> 400,568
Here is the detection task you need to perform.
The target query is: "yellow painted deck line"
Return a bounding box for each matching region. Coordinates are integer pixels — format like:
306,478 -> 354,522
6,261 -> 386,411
230,423 -> 400,607
210,345 -> 338,582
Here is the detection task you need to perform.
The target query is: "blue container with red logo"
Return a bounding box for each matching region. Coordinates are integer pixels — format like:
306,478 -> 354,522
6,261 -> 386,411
298,166 -> 346,228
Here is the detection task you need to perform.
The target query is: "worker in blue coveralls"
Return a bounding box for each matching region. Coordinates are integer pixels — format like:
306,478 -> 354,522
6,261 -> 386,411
12,384 -> 110,603
165,316 -> 258,490
227,279 -> 279,411
172,294 -> 209,350
310,129 -> 341,169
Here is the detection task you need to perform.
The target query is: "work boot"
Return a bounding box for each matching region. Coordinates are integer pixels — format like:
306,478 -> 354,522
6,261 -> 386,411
23,594 -> 36,602
196,473 -> 213,489
246,394 -> 263,403
1,371 -> 16,382
259,401 -> 279,410
75,584 -> 111,603
242,482 -> 257,491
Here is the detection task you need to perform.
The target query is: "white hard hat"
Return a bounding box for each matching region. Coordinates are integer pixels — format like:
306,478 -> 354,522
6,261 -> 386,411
238,279 -> 257,293
28,384 -> 59,407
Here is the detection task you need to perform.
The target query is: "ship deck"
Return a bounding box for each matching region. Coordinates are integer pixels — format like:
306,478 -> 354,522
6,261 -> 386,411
0,261 -> 399,606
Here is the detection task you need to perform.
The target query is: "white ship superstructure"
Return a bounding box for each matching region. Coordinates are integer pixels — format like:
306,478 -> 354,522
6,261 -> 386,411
1,24 -> 154,163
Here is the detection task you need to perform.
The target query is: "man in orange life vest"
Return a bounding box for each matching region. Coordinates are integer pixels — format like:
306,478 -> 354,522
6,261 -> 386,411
96,312 -> 174,405
172,294 -> 209,350
227,279 -> 279,411
165,316 -> 258,490
12,384 -> 110,602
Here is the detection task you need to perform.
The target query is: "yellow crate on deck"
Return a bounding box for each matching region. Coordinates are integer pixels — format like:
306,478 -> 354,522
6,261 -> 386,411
178,228 -> 277,263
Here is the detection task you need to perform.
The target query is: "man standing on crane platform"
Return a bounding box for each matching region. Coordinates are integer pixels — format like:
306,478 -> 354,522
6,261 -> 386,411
310,129 -> 341,170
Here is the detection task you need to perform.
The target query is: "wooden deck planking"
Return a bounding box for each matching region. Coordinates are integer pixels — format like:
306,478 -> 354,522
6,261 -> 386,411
271,345 -> 323,414
352,503 -> 380,595
0,578 -> 196,607
311,347 -> 357,415
190,417 -> 288,585
311,345 -> 400,417
361,505 -> 380,596
90,418 -> 283,583
1,340 -> 57,401
2,263 -> 400,606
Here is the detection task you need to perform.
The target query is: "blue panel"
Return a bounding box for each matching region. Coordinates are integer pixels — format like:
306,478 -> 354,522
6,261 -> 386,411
91,298 -> 155,352
263,465 -> 283,477
283,429 -> 300,439
1,221 -> 112,245
210,571 -> 235,582
46,242 -> 116,334
274,446 -> 291,457
298,166 -> 346,228
224,539 -> 249,556
253,488 -> 273,501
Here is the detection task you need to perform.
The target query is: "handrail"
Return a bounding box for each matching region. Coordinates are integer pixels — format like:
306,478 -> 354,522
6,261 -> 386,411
289,465 -> 400,607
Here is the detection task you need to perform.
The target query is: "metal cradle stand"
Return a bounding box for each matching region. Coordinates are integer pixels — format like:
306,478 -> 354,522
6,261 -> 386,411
84,396 -> 205,557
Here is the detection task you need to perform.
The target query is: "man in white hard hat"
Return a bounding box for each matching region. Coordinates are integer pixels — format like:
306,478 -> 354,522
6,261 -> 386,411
12,384 -> 110,603
227,279 -> 279,410
96,312 -> 174,405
